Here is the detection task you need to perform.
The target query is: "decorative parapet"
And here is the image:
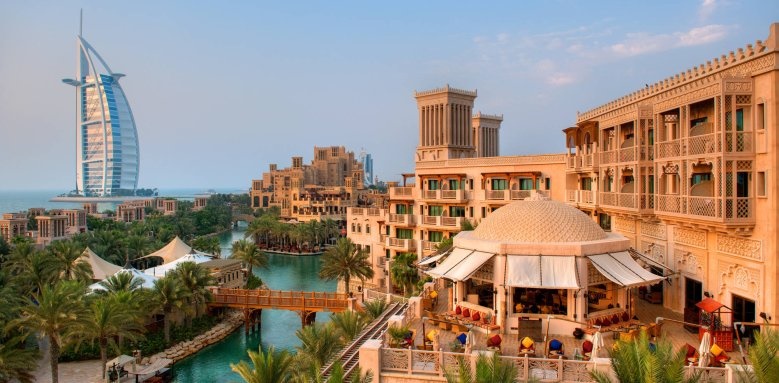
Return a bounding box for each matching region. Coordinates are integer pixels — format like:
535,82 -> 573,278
473,111 -> 504,121
577,36 -> 773,122
415,153 -> 566,168
414,84 -> 477,98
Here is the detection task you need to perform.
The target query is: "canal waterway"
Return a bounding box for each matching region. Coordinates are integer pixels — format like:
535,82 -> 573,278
171,225 -> 336,382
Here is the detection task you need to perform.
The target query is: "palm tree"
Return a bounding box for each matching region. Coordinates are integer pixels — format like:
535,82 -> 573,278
97,272 -> 144,293
294,323 -> 342,367
389,252 -> 418,296
445,352 -> 518,383
170,261 -> 214,324
48,240 -> 93,283
362,298 -> 389,321
151,275 -> 190,345
191,236 -> 221,257
330,310 -> 368,343
319,238 -> 373,296
10,281 -> 89,383
6,244 -> 59,294
125,234 -> 153,263
231,239 -> 269,276
321,219 -> 339,245
231,345 -> 294,383
0,335 -> 39,383
739,327 -> 779,383
81,294 -> 145,379
591,332 -> 695,383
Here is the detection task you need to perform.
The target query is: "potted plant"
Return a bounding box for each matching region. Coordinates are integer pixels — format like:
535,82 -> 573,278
388,324 -> 411,348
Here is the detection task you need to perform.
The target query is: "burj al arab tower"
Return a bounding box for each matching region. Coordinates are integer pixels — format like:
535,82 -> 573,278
62,25 -> 139,197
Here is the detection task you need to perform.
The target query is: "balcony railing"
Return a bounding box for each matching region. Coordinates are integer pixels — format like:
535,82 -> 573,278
565,190 -> 596,205
424,190 -> 439,199
655,195 -> 754,224
485,189 -> 544,201
389,213 -> 416,225
441,189 -> 466,201
655,131 -> 754,160
599,192 -> 637,210
386,237 -> 415,251
389,187 -> 414,200
486,190 -> 505,200
440,216 -> 462,227
421,240 -> 440,252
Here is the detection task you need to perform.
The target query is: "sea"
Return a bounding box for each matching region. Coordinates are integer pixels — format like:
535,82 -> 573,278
0,188 -> 248,214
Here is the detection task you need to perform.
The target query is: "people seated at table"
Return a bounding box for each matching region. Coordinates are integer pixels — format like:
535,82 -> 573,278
548,339 -> 564,358
582,340 -> 593,361
519,337 -> 536,356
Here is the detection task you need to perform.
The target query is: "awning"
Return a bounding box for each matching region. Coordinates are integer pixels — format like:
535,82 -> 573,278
505,255 -> 579,289
588,251 -> 665,288
443,251 -> 494,282
418,252 -> 446,266
426,248 -> 472,279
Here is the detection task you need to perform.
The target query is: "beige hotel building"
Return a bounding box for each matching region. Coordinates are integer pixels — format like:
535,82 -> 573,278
349,24 -> 779,328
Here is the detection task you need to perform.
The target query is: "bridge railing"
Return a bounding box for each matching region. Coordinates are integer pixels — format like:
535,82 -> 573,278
210,288 -> 350,311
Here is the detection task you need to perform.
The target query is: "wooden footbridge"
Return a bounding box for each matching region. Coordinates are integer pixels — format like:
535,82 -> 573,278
208,288 -> 352,332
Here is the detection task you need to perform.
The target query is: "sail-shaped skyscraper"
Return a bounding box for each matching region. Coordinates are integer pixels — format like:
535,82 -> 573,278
62,29 -> 139,197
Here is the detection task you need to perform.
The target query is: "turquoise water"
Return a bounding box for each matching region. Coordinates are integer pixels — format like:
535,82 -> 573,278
171,226 -> 336,382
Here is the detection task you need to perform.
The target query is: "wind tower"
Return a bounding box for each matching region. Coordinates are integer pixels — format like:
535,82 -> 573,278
414,85 -> 478,162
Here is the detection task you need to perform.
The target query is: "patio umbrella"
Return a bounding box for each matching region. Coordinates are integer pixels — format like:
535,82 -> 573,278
464,326 -> 475,354
591,330 -> 605,359
698,330 -> 712,367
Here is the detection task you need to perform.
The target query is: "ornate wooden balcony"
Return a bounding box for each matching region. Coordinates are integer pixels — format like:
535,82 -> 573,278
599,192 -> 638,211
655,195 -> 754,225
565,190 -> 596,205
655,131 -> 754,160
421,240 -> 440,252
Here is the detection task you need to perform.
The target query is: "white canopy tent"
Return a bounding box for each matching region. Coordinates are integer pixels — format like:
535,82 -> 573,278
587,251 -> 665,287
144,252 -> 213,277
89,267 -> 159,292
81,247 -> 122,281
137,236 -> 213,265
505,255 -> 580,289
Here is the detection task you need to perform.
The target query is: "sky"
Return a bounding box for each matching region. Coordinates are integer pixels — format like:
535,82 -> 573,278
1,1 -> 777,191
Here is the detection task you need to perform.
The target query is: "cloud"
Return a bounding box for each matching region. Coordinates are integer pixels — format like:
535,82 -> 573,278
609,24 -> 730,57
699,0 -> 718,21
547,73 -> 575,86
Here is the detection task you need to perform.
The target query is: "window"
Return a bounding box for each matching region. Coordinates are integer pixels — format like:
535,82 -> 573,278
428,231 -> 443,242
396,229 -> 413,239
395,204 -> 408,214
581,177 -> 592,191
428,180 -> 440,190
757,172 -> 766,197
448,179 -> 459,190
366,224 -> 371,234
481,207 -> 486,218
449,206 -> 465,217
604,175 -> 614,192
469,207 -> 474,218
428,205 -> 443,216
691,173 -> 711,186
518,178 -> 534,190
545,177 -> 551,190
599,213 -> 611,231
512,288 -> 568,315
365,245 -> 371,253
491,178 -> 507,190
737,172 -> 749,197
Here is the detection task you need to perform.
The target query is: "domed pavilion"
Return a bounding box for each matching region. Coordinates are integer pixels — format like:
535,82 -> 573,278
425,198 -> 665,336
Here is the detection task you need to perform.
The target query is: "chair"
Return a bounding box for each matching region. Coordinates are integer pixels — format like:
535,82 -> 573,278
548,338 -> 564,358
519,336 -> 536,356
456,333 -> 468,346
709,343 -> 730,367
582,340 -> 593,361
486,334 -> 502,351
683,343 -> 699,364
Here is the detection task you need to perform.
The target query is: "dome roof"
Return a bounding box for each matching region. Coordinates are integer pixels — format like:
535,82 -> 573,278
471,200 -> 607,243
